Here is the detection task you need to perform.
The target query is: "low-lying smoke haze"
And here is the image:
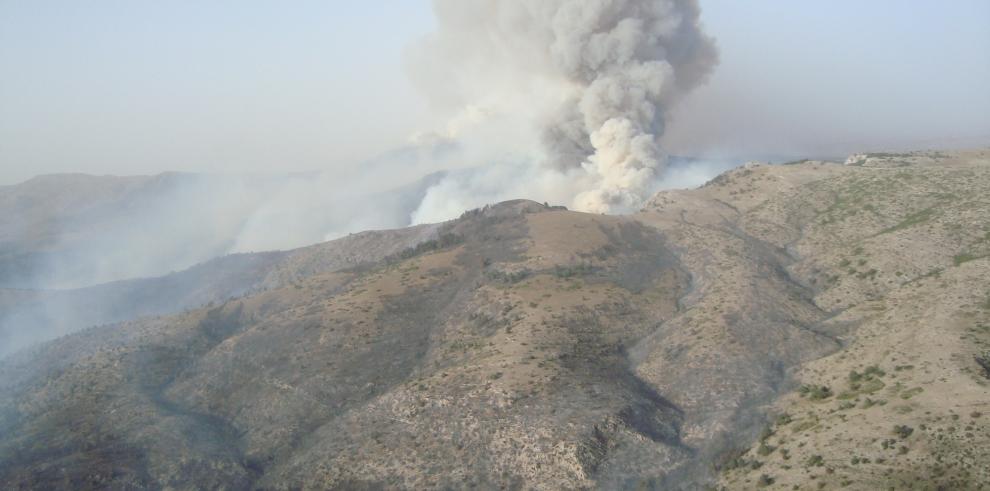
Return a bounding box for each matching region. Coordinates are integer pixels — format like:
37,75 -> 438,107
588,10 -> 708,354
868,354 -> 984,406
0,144 -> 455,290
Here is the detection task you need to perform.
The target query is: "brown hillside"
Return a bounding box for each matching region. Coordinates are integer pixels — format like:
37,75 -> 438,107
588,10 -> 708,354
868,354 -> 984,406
1,149 -> 988,489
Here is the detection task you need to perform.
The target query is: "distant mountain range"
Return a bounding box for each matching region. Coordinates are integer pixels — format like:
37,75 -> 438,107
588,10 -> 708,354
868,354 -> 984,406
0,169 -> 447,290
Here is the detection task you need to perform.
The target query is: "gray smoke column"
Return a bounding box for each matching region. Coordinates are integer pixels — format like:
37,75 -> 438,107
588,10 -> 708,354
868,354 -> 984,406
410,0 -> 717,213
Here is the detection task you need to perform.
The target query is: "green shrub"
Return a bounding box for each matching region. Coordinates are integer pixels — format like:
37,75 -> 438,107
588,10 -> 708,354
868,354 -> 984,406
900,387 -> 923,399
394,233 -> 464,261
791,418 -> 819,433
893,425 -> 914,439
953,253 -> 981,266
861,398 -> 886,409
719,450 -> 750,471
759,426 -> 775,441
841,366 -> 886,397
757,442 -> 776,456
485,268 -> 531,284
553,263 -> 596,278
976,352 -> 990,378
879,208 -> 936,235
799,384 -> 833,400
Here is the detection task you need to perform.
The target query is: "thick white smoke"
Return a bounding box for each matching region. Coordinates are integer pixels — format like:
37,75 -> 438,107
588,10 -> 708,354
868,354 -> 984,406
408,0 -> 717,217
0,2 -> 720,358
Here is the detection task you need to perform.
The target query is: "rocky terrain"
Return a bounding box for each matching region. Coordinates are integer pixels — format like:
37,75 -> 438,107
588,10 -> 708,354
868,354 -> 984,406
0,149 -> 987,489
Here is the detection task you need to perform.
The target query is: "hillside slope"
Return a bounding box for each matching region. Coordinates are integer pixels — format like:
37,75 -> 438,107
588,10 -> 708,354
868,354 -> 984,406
1,149 -> 987,489
713,150 -> 990,489
0,223 -> 442,359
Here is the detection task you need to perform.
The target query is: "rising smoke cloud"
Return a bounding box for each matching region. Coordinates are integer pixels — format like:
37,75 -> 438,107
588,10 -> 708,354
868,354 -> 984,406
408,0 -> 717,218
0,1 -> 721,358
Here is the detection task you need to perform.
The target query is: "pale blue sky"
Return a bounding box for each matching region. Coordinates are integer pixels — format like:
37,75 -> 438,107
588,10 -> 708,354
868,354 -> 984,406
664,0 -> 990,160
1,1 -> 988,183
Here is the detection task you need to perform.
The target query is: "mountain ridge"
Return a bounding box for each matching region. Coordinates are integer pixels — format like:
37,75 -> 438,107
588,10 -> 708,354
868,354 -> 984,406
1,149 -> 988,489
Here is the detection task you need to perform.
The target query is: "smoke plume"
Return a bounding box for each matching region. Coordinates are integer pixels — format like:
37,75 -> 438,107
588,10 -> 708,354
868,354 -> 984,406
0,1 -> 722,358
409,0 -> 717,215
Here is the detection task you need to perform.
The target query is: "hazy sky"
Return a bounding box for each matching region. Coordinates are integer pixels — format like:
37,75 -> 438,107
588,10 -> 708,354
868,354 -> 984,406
1,0 -> 988,184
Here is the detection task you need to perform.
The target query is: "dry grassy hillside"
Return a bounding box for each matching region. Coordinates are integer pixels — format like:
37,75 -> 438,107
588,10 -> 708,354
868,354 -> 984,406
0,149 -> 987,490
711,150 -> 990,490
